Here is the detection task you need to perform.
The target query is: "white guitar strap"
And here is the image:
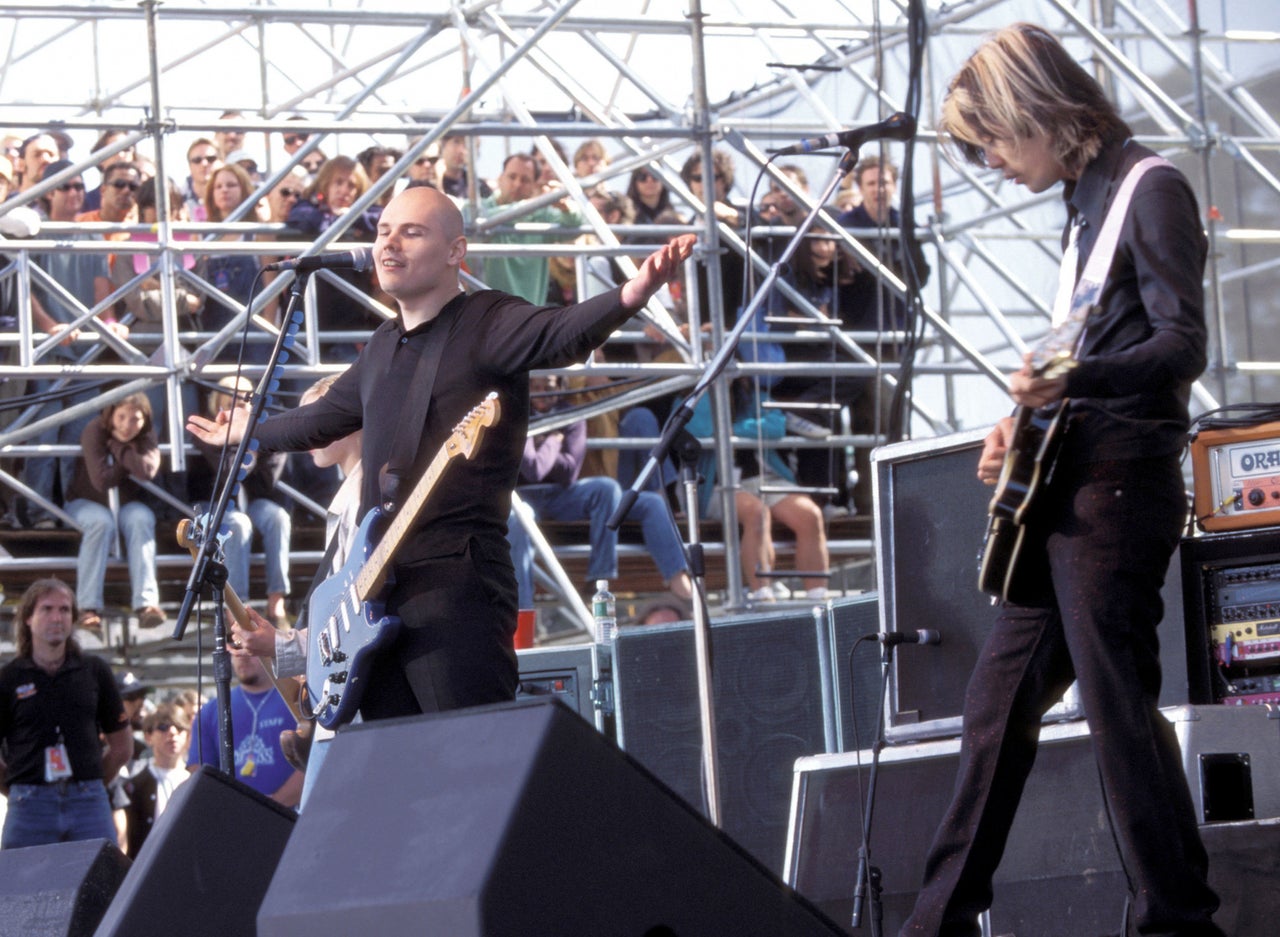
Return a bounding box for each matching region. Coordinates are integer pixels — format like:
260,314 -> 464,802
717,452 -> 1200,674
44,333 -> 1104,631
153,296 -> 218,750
1051,153 -> 1171,329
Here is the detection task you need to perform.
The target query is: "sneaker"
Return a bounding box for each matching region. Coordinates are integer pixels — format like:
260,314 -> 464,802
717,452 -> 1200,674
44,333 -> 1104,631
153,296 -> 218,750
770,581 -> 792,600
822,503 -> 852,523
30,517 -> 58,531
746,587 -> 776,604
785,412 -> 831,440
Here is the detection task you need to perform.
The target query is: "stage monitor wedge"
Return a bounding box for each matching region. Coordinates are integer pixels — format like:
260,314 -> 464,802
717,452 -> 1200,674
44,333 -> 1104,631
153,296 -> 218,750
0,838 -> 129,937
257,698 -> 844,937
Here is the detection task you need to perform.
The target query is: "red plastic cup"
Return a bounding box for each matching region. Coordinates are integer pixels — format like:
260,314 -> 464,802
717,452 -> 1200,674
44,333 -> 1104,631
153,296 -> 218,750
515,608 -> 536,649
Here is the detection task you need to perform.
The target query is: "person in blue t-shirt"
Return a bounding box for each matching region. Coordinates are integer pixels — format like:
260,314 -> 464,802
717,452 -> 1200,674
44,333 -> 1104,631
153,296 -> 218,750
187,652 -> 302,808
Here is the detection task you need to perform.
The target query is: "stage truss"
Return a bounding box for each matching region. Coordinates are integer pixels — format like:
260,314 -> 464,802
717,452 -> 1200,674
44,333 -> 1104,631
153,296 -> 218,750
0,0 -> 1276,623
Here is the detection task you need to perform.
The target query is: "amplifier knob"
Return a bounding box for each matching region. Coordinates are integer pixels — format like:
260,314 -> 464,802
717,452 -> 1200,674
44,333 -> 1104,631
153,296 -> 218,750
1249,488 -> 1266,506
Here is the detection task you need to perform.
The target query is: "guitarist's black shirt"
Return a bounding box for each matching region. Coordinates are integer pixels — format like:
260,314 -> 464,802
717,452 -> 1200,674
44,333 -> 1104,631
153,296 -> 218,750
253,286 -> 641,567
1058,136 -> 1207,462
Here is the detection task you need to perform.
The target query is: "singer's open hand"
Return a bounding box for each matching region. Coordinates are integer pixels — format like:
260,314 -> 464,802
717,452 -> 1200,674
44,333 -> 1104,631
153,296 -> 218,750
620,233 -> 696,310
186,401 -> 251,448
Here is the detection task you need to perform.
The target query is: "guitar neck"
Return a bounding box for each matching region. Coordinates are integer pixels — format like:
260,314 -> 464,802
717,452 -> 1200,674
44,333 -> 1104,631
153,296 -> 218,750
354,442 -> 454,602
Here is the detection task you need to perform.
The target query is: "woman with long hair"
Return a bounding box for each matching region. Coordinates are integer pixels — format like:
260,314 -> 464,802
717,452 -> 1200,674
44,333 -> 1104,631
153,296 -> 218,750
63,393 -> 163,632
285,155 -> 383,362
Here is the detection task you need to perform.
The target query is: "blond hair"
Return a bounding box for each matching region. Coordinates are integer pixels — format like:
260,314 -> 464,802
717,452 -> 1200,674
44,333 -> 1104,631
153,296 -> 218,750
940,22 -> 1130,177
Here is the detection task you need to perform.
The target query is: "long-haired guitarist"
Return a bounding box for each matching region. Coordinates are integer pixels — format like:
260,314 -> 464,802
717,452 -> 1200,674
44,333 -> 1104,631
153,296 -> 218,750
187,185 -> 693,725
900,24 -> 1222,937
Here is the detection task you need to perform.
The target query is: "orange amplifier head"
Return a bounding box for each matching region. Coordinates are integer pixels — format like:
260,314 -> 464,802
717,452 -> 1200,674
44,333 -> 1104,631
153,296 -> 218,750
1191,421 -> 1280,531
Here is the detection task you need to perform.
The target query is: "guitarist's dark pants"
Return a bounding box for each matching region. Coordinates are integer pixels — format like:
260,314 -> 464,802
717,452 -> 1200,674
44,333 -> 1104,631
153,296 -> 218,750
358,536 -> 520,718
901,456 -> 1223,937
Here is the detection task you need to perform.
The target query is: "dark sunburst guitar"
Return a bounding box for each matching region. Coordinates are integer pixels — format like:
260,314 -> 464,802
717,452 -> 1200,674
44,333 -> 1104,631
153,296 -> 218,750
978,310 -> 1091,605
305,393 -> 500,729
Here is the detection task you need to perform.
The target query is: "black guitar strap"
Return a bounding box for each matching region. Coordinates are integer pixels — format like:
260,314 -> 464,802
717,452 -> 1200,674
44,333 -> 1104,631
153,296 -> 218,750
378,292 -> 465,513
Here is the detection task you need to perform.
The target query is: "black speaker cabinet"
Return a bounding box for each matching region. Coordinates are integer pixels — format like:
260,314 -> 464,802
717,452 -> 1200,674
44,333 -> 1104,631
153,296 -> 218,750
612,605 -> 835,872
785,706 -> 1280,936
95,766 -> 297,937
873,431 -> 1190,741
825,593 -> 886,754
256,698 -> 843,937
0,838 -> 129,937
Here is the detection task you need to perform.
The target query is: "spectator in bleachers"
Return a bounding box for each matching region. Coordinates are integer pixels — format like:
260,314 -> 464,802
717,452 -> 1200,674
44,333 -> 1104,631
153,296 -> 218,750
15,132 -> 59,197
111,176 -> 201,448
64,392 -> 164,632
182,138 -> 222,219
529,137 -> 568,194
21,160 -> 129,529
81,129 -> 137,213
507,374 -> 692,609
214,109 -> 246,161
200,161 -> 267,354
286,154 -> 382,362
299,147 -> 327,178
828,155 -> 930,515
627,164 -> 674,228
679,149 -> 746,344
405,137 -> 440,188
189,376 -> 292,625
473,153 -> 582,304
280,118 -> 310,158
356,144 -> 403,205
75,160 -> 141,245
572,139 -> 609,179
437,130 -> 491,200
687,382 -> 829,602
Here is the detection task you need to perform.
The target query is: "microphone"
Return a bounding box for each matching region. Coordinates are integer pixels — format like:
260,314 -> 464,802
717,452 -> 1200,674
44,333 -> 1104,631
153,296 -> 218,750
264,248 -> 373,273
878,629 -> 941,647
774,112 -> 916,156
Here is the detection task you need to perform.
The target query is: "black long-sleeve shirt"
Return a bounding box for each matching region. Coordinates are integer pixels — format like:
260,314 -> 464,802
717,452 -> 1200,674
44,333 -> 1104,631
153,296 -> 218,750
253,286 -> 638,567
1060,137 -> 1207,463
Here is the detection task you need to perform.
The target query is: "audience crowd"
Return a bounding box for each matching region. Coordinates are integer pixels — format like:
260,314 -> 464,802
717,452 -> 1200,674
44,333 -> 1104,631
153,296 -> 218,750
0,121 -> 921,630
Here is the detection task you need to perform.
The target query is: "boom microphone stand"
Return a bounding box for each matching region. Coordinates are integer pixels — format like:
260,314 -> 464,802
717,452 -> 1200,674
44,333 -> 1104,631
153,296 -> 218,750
610,146 -> 863,826
172,271 -> 309,774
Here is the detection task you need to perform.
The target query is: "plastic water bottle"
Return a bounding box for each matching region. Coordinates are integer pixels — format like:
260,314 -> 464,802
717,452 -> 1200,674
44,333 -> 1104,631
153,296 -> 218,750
592,579 -> 617,647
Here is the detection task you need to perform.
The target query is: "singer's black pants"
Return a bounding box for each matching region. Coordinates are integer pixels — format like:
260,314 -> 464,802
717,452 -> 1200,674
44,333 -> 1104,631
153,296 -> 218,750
900,456 -> 1223,937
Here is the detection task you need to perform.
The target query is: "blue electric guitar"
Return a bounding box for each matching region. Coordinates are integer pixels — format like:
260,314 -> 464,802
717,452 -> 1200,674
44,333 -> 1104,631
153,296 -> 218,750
305,393 -> 500,729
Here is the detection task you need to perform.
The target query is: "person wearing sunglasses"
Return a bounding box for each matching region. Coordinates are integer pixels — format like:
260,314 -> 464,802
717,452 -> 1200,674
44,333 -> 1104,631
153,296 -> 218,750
119,701 -> 191,857
626,164 -> 674,227
74,161 -> 140,243
181,137 -> 222,219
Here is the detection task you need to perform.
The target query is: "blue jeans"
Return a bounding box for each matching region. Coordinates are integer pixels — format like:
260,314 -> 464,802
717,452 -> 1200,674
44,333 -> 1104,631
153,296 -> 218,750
21,381 -> 95,523
508,478 -> 620,607
216,500 -> 292,600
629,489 -> 689,584
66,498 -> 159,610
1,781 -> 116,848
247,498 -> 291,597
617,407 -> 676,492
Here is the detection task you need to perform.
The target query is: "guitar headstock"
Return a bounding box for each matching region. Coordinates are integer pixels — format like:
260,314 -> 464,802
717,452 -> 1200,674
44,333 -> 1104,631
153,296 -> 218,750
446,392 -> 501,460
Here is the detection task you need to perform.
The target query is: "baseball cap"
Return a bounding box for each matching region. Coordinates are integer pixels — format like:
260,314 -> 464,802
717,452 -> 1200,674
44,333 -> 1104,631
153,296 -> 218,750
115,671 -> 153,698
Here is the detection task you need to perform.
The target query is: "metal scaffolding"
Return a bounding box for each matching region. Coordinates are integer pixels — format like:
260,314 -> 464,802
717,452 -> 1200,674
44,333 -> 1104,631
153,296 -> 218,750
0,0 -> 1276,642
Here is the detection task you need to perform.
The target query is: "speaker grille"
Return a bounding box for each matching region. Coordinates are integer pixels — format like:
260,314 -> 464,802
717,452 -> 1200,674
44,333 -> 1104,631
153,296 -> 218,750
614,608 -> 830,872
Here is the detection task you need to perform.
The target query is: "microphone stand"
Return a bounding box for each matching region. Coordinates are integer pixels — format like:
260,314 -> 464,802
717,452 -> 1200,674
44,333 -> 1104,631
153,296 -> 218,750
172,271 -> 308,775
609,147 -> 862,827
850,638 -> 897,935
